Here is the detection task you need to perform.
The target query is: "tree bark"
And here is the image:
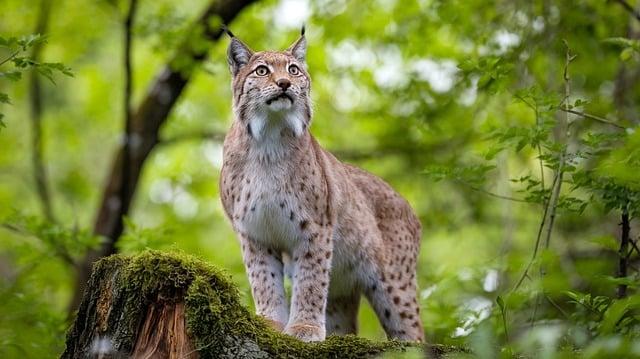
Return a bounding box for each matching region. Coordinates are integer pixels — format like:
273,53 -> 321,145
62,251 -> 458,359
69,0 -> 258,314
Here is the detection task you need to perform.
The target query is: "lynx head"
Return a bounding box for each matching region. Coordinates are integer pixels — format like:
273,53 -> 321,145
226,27 -> 311,140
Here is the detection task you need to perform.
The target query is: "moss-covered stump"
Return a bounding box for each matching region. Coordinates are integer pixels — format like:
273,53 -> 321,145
62,250 -> 459,358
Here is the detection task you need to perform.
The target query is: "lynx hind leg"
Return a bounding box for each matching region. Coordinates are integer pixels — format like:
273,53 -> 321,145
325,293 -> 360,335
365,222 -> 424,341
364,267 -> 424,341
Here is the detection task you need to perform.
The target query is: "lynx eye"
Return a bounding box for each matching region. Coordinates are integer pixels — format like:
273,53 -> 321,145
288,65 -> 300,76
255,65 -> 269,76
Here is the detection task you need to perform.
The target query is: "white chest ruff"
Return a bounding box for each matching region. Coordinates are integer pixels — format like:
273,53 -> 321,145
234,168 -> 302,252
233,111 -> 308,250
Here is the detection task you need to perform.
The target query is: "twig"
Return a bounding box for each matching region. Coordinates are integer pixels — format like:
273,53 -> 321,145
530,292 -> 542,327
29,0 -> 55,222
535,104 -> 546,192
514,95 -> 548,191
559,108 -> 626,130
466,183 -> 530,203
515,98 -> 548,293
617,202 -> 630,298
628,237 -> 640,258
545,294 -> 568,318
612,0 -> 640,23
1,223 -> 76,267
542,41 -> 574,251
498,298 -> 509,341
513,170 -> 559,290
0,50 -> 20,66
158,131 -> 227,146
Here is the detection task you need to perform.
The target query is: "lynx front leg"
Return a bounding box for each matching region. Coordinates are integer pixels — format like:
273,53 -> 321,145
285,227 -> 333,342
240,234 -> 289,331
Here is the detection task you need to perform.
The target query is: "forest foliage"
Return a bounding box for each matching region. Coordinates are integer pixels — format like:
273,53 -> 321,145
1,0 -> 639,358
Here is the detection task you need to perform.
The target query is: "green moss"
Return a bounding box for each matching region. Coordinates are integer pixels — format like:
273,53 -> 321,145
91,250 -> 458,358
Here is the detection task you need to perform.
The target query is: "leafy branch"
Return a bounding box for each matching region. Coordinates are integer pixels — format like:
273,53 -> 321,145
0,34 -> 73,130
1,213 -> 100,268
514,41 -> 576,290
423,164 -> 530,203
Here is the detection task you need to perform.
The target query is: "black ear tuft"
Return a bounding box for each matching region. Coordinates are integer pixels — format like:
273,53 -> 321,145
286,29 -> 307,63
227,36 -> 253,76
222,24 -> 235,38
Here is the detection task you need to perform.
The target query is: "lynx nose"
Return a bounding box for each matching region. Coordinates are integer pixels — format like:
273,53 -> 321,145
276,78 -> 291,91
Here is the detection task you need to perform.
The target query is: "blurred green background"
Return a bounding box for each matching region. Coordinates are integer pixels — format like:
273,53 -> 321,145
1,0 -> 639,357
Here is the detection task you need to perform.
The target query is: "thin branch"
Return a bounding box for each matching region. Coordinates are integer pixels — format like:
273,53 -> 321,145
1,223 -> 76,267
0,50 -> 20,66
530,292 -> 542,327
513,170 -> 560,290
543,41 -> 574,251
612,0 -> 640,23
617,203 -> 630,298
465,183 -> 530,203
628,237 -> 640,257
158,131 -> 227,146
517,95 -> 548,191
29,0 -> 55,222
545,294 -> 569,318
559,108 -> 626,130
535,104 -> 546,193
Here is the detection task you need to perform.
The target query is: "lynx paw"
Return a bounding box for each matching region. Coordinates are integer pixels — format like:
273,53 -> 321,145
261,316 -> 285,332
284,323 -> 326,342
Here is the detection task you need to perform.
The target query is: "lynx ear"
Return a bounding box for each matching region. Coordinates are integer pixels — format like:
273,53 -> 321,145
286,25 -> 307,63
226,31 -> 253,76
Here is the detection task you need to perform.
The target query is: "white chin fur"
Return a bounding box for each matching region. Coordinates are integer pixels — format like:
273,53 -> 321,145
267,97 -> 293,112
248,104 -> 305,143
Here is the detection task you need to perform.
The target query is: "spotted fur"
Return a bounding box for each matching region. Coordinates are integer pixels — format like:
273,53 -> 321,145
219,30 -> 424,342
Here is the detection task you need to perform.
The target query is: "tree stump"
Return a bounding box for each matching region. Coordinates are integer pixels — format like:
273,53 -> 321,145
61,250 -> 458,358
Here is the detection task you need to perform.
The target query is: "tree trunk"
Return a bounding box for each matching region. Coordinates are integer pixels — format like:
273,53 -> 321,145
69,0 -> 258,314
62,251 -> 459,359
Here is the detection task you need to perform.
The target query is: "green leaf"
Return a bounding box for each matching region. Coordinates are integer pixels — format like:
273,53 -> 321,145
12,56 -> 38,68
0,70 -> 22,81
483,145 -> 504,160
621,47 -> 634,61
573,99 -> 589,108
599,299 -> 630,334
603,37 -> 640,51
41,62 -> 74,77
0,36 -> 19,48
16,33 -> 46,50
423,164 -> 495,187
0,92 -> 10,104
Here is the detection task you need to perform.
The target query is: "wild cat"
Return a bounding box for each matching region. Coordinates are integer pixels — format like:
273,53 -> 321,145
219,27 -> 424,342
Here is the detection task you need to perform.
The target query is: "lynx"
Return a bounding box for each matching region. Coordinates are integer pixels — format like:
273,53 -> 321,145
219,27 -> 424,342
